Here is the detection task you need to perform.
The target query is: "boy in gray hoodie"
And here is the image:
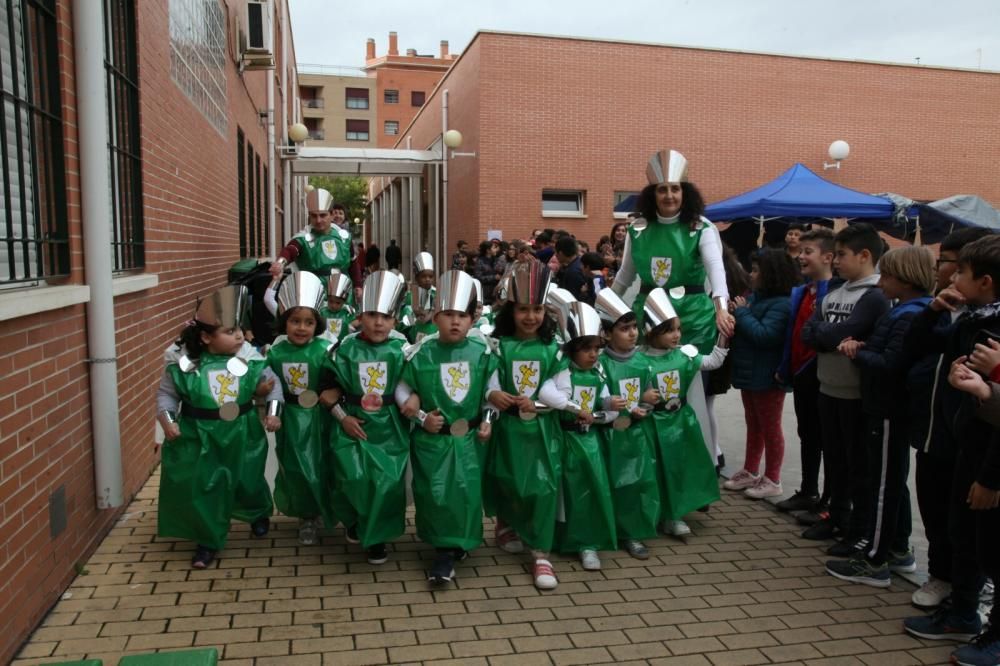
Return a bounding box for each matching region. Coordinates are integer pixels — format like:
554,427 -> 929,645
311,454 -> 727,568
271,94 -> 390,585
801,224 -> 890,546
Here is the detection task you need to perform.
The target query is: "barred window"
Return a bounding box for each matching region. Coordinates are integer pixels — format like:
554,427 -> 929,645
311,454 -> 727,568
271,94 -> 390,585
1,0 -> 70,286
237,130 -> 267,259
168,0 -> 227,134
237,128 -> 247,257
105,0 -> 144,271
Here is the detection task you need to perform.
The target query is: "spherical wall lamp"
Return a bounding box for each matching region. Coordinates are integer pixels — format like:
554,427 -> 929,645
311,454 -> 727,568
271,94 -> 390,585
824,140 -> 851,170
443,129 -> 463,149
288,123 -> 309,143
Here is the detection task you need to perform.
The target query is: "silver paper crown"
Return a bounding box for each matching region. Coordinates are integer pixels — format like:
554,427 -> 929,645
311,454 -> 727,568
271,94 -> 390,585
277,271 -> 325,315
509,260 -> 551,305
545,286 -> 576,337
195,285 -> 249,328
643,287 -> 679,332
646,149 -> 688,185
361,270 -> 406,316
326,270 -> 353,300
306,188 -> 334,212
595,289 -> 633,326
413,251 -> 434,275
564,301 -> 603,341
472,278 -> 484,305
436,270 -> 478,316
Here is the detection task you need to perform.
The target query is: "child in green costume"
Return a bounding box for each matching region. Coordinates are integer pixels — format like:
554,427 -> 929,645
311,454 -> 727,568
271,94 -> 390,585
266,272 -> 335,546
485,261 -> 563,590
641,287 -> 729,539
325,270 -> 414,565
539,299 -> 618,571
595,289 -> 662,559
400,251 -> 438,343
398,270 -> 499,586
156,286 -> 281,569
319,270 -> 356,344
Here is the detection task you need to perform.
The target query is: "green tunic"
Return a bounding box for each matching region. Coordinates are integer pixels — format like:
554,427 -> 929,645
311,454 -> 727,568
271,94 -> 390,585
644,346 -> 720,520
599,349 -> 661,540
266,337 -> 335,525
627,217 -> 717,353
159,353 -> 274,550
328,333 -> 410,547
554,365 -> 618,553
403,335 -> 497,551
319,304 -> 355,344
400,286 -> 438,342
292,225 -> 352,277
486,337 -> 562,552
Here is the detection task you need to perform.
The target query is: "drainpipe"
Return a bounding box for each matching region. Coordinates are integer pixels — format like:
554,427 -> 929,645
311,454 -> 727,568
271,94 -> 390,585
267,67 -> 277,258
441,89 -> 449,265
73,0 -> 123,508
281,0 -> 291,244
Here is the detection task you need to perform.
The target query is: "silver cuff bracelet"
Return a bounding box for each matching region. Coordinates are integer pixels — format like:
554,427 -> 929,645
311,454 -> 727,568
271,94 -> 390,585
331,404 -> 347,422
266,400 -> 282,418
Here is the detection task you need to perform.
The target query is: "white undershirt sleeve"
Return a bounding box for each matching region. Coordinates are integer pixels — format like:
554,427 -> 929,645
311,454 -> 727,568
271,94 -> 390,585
394,379 -> 413,406
700,345 -> 730,372
538,370 -> 572,409
698,220 -> 729,301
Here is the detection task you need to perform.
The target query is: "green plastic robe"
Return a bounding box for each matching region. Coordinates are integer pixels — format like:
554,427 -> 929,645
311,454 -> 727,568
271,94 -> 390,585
400,286 -> 438,342
554,364 -> 618,553
159,353 -> 274,550
486,337 -> 562,552
292,225 -> 352,277
644,346 -> 721,520
599,349 -> 661,540
266,337 -> 335,525
328,333 -> 410,547
627,217 -> 717,353
319,304 -> 355,344
403,335 -> 497,551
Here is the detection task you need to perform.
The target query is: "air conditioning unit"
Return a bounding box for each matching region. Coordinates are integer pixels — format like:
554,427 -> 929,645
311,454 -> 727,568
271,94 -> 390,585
242,0 -> 274,69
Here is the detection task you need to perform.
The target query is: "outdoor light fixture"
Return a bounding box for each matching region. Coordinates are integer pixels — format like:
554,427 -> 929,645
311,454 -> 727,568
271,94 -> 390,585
304,184 -> 315,193
288,122 -> 309,143
444,129 -> 477,159
823,140 -> 850,170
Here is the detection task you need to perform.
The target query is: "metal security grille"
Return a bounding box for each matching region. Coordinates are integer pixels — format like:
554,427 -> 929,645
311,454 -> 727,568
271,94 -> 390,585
0,0 -> 69,285
237,128 -> 247,257
246,139 -> 256,258
104,0 -> 144,271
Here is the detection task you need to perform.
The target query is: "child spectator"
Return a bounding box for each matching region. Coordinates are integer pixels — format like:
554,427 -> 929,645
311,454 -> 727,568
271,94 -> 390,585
580,251 -> 608,306
156,286 -> 280,568
722,248 -> 798,499
776,228 -> 838,514
903,234 -> 1000,648
903,227 -> 994,609
397,270 -> 498,585
824,246 -> 934,586
800,223 -> 889,543
784,223 -> 811,260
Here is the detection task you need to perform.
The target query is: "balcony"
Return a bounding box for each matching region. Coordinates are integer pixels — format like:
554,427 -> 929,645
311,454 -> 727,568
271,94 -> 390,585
304,98 -> 325,109
308,130 -> 325,140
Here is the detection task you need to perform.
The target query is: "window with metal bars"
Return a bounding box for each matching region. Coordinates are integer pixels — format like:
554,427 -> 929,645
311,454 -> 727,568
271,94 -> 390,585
104,0 -> 144,272
1,0 -> 69,286
237,128 -> 247,257
246,139 -> 256,257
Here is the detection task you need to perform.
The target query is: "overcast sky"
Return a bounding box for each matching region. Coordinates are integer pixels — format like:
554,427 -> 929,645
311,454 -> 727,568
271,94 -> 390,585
289,0 -> 999,71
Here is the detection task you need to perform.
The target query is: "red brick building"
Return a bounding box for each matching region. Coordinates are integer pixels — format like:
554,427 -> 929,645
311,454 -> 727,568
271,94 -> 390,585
0,0 -> 302,661
371,30 -> 1000,257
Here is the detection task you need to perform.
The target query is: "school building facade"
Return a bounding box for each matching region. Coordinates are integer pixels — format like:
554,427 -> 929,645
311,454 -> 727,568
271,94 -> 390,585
367,30 -> 1000,258
0,0 -> 303,661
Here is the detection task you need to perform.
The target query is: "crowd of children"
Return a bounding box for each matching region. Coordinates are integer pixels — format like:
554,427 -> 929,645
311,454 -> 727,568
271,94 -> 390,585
156,197 -> 1000,663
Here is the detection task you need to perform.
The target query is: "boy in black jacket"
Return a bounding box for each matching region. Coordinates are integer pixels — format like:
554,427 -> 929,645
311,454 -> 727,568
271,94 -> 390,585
823,246 -> 935,587
904,234 -> 1000,649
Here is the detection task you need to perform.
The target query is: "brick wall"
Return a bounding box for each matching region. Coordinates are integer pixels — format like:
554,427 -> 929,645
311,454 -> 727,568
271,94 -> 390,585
401,31 -> 1000,250
0,1 -> 298,661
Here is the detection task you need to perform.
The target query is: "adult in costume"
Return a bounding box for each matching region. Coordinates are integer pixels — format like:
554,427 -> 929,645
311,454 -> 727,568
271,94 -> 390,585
270,188 -> 354,279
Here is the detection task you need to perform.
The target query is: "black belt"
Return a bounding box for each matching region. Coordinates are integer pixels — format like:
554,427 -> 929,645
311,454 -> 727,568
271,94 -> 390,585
439,417 -> 482,436
559,420 -> 593,433
652,398 -> 687,413
283,393 -> 303,406
343,393 -> 365,407
181,402 -> 253,420
640,283 -> 705,295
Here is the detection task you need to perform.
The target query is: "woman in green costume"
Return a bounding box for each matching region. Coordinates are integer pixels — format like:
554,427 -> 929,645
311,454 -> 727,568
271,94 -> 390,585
485,261 -> 563,590
595,289 -> 662,559
398,270 -> 499,586
539,300 -> 618,572
156,286 -> 280,569
640,288 -> 730,539
266,272 -> 336,546
326,270 -> 413,566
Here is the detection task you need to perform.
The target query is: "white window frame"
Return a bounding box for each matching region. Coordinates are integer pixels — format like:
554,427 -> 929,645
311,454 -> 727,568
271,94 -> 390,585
542,190 -> 586,218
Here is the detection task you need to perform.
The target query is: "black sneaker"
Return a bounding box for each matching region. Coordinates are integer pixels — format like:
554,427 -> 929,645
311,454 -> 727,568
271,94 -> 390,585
367,543 -> 388,565
826,537 -> 869,558
825,557 -> 890,588
801,516 -> 839,541
716,453 -> 726,477
428,551 -> 455,585
903,606 -> 982,642
776,490 -> 819,513
191,545 -> 216,569
345,524 -> 360,544
250,517 -> 270,537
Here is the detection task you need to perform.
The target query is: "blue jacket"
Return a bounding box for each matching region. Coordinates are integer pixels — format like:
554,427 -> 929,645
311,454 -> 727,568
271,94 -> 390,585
776,279 -> 837,382
731,292 -> 792,391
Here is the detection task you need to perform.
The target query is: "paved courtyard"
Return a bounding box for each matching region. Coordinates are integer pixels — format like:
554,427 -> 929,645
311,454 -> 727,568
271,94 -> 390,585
13,461 -> 957,666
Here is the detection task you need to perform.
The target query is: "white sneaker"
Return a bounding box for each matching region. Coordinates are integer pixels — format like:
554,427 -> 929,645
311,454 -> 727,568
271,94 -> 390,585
722,469 -> 760,491
298,519 -> 318,545
580,549 -> 602,570
911,577 -> 952,609
745,477 -> 783,499
665,520 -> 691,537
533,559 -> 558,589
